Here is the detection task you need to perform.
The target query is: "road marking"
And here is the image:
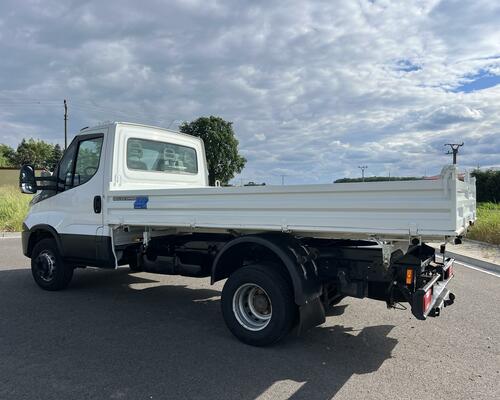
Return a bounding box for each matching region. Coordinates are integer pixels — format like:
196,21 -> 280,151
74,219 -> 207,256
454,260 -> 500,278
0,236 -> 21,239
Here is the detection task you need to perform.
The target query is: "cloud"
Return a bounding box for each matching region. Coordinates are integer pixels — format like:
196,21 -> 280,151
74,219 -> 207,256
0,0 -> 499,183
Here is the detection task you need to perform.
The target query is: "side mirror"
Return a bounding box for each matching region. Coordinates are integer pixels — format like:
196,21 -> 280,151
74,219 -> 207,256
19,165 -> 37,194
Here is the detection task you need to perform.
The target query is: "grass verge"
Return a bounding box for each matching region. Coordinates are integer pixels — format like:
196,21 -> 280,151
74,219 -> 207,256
0,185 -> 32,232
467,202 -> 500,245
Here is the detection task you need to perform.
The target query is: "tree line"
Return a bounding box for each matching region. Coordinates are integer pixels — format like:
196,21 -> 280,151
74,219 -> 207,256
334,176 -> 420,183
335,171 -> 499,203
472,169 -> 500,203
0,116 -> 247,185
0,139 -> 63,170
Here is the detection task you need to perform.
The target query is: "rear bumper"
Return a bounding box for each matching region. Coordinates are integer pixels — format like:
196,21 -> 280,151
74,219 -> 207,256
411,258 -> 455,320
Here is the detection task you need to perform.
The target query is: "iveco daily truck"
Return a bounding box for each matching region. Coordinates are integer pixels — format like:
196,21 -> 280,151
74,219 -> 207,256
19,122 -> 476,346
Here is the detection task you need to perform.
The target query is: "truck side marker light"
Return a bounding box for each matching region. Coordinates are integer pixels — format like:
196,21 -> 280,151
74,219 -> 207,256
406,269 -> 413,285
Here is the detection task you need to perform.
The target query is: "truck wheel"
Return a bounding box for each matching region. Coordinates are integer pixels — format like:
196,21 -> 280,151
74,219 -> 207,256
31,238 -> 74,291
128,258 -> 143,272
221,264 -> 297,346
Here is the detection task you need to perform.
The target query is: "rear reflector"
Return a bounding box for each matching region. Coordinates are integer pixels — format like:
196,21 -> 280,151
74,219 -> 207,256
423,287 -> 433,313
445,263 -> 454,280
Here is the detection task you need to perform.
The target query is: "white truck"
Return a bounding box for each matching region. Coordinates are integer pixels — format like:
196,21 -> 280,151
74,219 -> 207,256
19,122 -> 476,346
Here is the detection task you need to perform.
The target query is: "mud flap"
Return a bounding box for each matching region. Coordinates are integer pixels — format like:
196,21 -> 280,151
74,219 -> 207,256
297,297 -> 326,335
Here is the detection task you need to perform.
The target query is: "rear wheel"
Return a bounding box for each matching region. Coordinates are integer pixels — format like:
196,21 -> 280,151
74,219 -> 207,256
221,264 -> 297,346
128,251 -> 143,272
31,238 -> 73,291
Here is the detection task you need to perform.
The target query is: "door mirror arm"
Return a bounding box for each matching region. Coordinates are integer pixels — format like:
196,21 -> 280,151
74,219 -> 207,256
19,165 -> 58,194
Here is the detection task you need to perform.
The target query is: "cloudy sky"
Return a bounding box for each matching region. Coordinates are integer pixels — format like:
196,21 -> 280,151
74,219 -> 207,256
1,0 -> 499,184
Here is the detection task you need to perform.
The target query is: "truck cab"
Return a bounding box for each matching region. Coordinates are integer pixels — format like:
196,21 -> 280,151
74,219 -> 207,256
21,123 -> 208,268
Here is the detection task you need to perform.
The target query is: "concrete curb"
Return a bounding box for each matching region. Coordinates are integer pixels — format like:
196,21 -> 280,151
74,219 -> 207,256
0,232 -> 21,239
439,251 -> 500,274
463,238 -> 500,250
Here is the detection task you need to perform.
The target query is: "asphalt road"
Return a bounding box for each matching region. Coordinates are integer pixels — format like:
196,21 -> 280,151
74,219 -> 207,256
0,237 -> 499,400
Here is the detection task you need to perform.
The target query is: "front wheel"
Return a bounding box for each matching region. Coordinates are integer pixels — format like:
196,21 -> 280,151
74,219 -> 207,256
221,264 -> 297,346
31,238 -> 73,291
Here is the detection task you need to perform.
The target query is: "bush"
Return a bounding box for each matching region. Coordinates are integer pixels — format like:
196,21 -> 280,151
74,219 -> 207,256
0,186 -> 31,231
467,202 -> 500,245
471,169 -> 500,203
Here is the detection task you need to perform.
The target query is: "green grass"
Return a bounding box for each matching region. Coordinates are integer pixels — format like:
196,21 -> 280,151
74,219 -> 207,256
0,186 -> 32,231
468,202 -> 500,245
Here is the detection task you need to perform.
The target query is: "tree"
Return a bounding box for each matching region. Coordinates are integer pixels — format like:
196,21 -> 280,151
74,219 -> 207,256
49,144 -> 64,171
15,138 -> 54,169
179,116 -> 247,185
0,144 -> 16,167
472,169 -> 500,203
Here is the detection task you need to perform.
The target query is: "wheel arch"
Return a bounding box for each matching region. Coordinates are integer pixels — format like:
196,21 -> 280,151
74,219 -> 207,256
24,224 -> 62,258
211,233 -> 322,306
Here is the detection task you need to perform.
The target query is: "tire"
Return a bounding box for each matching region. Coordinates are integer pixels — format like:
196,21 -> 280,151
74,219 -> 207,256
31,238 -> 74,291
129,264 -> 143,272
221,263 -> 297,346
128,254 -> 143,272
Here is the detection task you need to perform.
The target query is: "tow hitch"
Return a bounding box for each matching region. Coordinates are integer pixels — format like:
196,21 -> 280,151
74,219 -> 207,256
411,258 -> 455,320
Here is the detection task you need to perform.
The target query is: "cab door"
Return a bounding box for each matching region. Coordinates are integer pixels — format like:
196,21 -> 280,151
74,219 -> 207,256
49,130 -> 109,265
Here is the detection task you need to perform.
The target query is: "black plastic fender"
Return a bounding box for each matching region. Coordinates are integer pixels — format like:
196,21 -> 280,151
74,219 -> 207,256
212,233 -> 323,306
22,223 -> 63,258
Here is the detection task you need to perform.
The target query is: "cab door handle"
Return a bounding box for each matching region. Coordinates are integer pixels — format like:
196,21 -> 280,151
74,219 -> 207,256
93,195 -> 102,214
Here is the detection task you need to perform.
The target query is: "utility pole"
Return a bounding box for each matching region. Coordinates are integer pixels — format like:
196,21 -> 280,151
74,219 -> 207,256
444,142 -> 463,165
64,99 -> 68,150
358,165 -> 368,182
280,175 -> 286,185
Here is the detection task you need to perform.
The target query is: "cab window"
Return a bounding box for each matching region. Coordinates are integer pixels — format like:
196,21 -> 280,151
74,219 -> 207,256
126,138 -> 198,174
74,137 -> 103,186
57,140 -> 77,191
57,135 -> 103,191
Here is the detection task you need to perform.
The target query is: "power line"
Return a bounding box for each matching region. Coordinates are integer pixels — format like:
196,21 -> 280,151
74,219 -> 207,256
0,97 -> 179,123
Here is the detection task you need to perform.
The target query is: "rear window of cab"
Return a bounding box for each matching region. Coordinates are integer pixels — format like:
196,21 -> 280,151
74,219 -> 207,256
126,138 -> 198,174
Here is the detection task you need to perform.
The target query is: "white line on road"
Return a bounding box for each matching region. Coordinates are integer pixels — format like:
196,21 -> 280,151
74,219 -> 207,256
454,260 -> 500,278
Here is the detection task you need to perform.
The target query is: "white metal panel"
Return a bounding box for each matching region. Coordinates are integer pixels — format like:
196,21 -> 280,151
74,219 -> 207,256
105,165 -> 476,242
109,122 -> 208,191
